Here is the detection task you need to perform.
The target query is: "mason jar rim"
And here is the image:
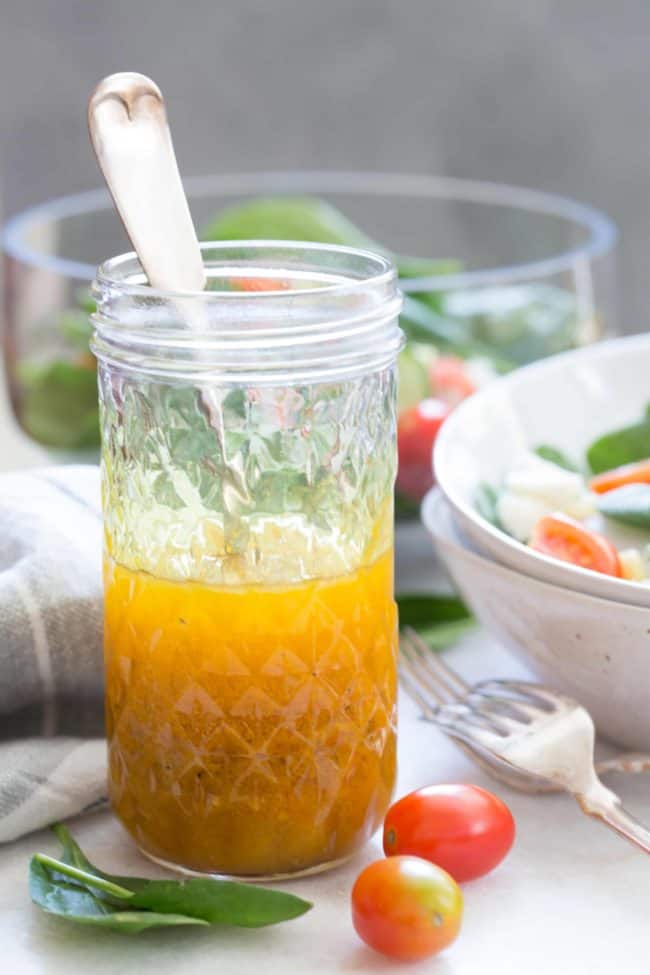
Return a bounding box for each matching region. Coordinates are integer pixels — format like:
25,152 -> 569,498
94,239 -> 396,300
91,240 -> 404,384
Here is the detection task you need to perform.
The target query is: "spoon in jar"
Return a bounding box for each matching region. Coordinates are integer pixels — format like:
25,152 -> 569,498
88,72 -> 205,293
87,72 -> 246,540
87,70 -> 230,439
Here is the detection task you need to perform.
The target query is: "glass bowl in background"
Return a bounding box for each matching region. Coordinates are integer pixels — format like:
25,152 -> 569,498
2,172 -> 617,496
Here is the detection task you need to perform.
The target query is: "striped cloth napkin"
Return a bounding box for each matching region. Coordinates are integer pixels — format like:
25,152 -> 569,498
0,466 -> 106,842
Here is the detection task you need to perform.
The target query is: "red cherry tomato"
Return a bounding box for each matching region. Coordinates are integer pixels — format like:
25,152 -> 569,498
383,784 -> 515,883
429,356 -> 476,407
589,458 -> 650,494
351,856 -> 463,962
396,398 -> 451,501
530,513 -> 622,577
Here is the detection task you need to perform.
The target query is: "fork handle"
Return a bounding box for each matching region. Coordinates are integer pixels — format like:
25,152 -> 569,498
575,782 -> 650,854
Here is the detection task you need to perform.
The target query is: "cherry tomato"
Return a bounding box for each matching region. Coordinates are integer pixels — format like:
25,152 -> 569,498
590,458 -> 650,494
429,356 -> 476,407
383,784 -> 515,883
396,398 -> 451,501
530,513 -> 621,577
351,856 -> 462,962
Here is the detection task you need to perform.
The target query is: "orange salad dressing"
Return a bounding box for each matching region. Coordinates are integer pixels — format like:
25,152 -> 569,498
104,548 -> 397,876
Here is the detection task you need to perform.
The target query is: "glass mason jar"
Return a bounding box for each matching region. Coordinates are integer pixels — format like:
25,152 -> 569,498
92,242 -> 404,878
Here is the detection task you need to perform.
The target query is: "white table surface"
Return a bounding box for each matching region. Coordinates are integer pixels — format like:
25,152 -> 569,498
1,385 -> 649,973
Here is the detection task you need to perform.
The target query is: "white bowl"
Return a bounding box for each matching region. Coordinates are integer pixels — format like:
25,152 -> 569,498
434,334 -> 650,607
422,489 -> 650,750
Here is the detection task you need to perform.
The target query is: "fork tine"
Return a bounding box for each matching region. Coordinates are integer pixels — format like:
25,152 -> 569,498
400,631 -> 459,706
468,691 -> 537,725
400,632 -> 515,739
475,679 -> 559,711
401,627 -> 468,702
400,640 -> 449,708
412,635 -> 471,699
435,704 -> 507,750
398,661 -> 439,720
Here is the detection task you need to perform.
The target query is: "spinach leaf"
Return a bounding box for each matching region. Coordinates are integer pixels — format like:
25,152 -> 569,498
202,196 -> 375,249
414,617 -> 477,650
397,593 -> 474,651
128,879 -> 311,928
19,361 -> 100,449
201,195 -> 458,282
396,593 -> 475,650
587,420 -> 650,474
534,445 -> 579,472
475,482 -> 501,527
400,295 -> 474,348
442,283 -> 579,366
597,484 -> 650,529
30,825 -> 312,934
59,310 -> 94,350
395,258 -> 461,281
33,853 -> 134,900
394,491 -> 421,521
29,856 -> 207,933
74,289 -> 97,315
397,593 -> 472,627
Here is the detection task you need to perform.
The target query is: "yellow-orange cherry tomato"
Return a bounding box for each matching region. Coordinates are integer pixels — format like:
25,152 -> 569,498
351,855 -> 463,962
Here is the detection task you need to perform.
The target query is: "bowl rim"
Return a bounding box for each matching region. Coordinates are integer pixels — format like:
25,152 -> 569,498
2,170 -> 617,286
422,487 -> 650,615
433,333 -> 650,600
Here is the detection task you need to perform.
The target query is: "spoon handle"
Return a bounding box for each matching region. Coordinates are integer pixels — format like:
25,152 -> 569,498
88,72 -> 205,293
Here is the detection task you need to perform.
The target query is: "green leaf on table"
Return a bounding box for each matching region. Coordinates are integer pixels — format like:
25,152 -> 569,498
597,483 -> 650,529
29,856 -> 207,933
398,592 -> 475,652
30,825 -> 312,934
475,482 -> 501,528
397,593 -> 474,649
34,853 -> 133,900
534,444 -> 579,472
394,490 -> 421,521
128,879 -> 311,928
397,593 -> 472,627
587,419 -> 650,474
414,617 -> 477,650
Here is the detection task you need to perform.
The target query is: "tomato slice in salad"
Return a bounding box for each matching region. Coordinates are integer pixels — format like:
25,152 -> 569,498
429,356 -> 476,407
589,458 -> 650,494
530,514 -> 622,577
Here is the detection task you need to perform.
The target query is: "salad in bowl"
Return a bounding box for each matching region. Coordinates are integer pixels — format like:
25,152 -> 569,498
434,334 -> 650,607
481,423 -> 650,583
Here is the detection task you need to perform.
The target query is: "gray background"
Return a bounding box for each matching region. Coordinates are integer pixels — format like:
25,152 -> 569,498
2,0 -> 649,328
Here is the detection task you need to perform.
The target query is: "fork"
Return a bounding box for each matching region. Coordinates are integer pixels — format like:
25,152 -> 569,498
400,627 -> 650,852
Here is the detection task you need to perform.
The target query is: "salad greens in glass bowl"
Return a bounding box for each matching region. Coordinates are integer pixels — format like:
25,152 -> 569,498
2,172 -> 617,511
